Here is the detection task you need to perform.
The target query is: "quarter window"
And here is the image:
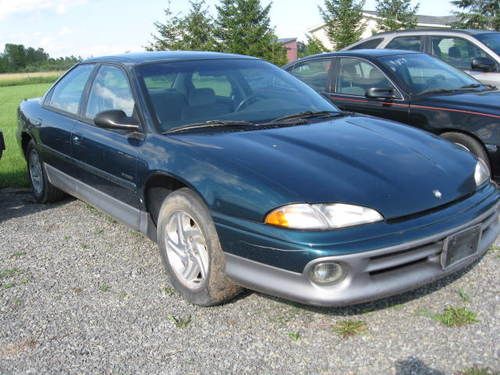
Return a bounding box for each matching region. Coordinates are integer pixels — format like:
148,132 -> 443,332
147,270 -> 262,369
431,36 -> 488,70
386,36 -> 423,52
288,59 -> 333,92
85,65 -> 135,119
47,64 -> 94,115
336,58 -> 395,96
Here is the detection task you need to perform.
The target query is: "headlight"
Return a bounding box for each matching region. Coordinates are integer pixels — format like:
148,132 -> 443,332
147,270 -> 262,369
474,159 -> 490,187
265,203 -> 383,230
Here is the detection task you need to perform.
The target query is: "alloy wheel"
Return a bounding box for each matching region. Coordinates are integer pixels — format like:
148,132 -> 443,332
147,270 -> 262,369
164,211 -> 209,290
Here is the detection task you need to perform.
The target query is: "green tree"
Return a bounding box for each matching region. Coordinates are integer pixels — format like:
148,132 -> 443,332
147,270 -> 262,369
319,0 -> 365,50
148,0 -> 216,51
298,35 -> 328,58
451,0 -> 499,31
375,0 -> 419,31
214,0 -> 286,65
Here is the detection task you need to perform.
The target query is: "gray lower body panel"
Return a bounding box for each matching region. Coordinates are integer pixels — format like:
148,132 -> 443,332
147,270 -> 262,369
225,204 -> 499,307
45,163 -> 153,238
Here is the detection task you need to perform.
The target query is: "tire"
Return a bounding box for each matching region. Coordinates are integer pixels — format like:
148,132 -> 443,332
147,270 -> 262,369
27,141 -> 65,203
156,188 -> 241,306
441,132 -> 491,171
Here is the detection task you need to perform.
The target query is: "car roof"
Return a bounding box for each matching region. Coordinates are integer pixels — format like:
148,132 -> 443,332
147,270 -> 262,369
284,49 -> 421,67
83,51 -> 258,65
371,28 -> 497,37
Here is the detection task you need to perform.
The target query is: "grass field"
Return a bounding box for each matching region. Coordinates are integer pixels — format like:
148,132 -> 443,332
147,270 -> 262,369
0,71 -> 62,87
0,82 -> 53,188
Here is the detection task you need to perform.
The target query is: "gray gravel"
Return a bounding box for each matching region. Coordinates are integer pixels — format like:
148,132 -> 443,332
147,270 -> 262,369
0,189 -> 498,375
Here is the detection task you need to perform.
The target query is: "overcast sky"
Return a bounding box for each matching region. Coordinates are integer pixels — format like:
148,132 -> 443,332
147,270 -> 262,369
0,0 -> 455,58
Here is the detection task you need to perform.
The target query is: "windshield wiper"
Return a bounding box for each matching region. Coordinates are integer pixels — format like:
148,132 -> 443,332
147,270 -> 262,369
460,83 -> 482,89
420,84 -> 484,96
268,110 -> 342,124
166,120 -> 256,134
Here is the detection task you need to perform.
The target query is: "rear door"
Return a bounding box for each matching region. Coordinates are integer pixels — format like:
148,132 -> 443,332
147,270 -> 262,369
40,64 -> 95,176
329,57 -> 409,124
71,64 -> 143,209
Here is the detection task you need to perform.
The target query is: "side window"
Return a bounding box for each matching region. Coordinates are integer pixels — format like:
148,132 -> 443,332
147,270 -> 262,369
191,72 -> 232,97
85,65 -> 135,119
288,59 -> 333,92
349,38 -> 383,50
48,64 -> 94,114
336,57 -> 396,96
386,36 -> 423,52
431,36 -> 488,70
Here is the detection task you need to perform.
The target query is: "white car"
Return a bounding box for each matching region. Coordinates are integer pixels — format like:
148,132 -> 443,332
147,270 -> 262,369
344,29 -> 500,87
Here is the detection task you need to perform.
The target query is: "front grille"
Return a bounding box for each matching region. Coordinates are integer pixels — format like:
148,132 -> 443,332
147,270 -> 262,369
364,209 -> 497,277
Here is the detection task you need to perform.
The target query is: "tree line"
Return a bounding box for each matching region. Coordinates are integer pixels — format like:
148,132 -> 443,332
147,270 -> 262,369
0,44 -> 80,73
149,0 -> 499,61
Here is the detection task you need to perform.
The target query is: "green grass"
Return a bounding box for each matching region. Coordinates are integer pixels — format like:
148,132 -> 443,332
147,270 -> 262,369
433,306 -> 478,327
168,314 -> 192,328
457,366 -> 497,375
332,320 -> 367,338
0,82 -> 53,188
288,331 -> 301,341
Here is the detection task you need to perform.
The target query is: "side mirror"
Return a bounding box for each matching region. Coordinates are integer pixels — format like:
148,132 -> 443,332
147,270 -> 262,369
94,110 -> 140,131
471,57 -> 496,72
365,87 -> 395,99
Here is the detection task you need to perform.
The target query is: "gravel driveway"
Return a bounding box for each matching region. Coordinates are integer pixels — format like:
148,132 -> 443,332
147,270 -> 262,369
0,189 -> 498,374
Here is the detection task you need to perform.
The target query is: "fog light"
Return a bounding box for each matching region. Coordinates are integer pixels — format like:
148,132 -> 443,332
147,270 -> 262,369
310,262 -> 344,284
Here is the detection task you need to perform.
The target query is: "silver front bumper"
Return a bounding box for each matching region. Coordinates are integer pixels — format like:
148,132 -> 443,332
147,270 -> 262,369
225,204 -> 499,307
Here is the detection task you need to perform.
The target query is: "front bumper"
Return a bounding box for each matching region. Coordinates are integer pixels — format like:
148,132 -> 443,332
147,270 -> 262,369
221,185 -> 499,306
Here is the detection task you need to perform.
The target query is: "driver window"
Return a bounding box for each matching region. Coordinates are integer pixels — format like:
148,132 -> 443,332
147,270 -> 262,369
85,65 -> 135,120
337,58 -> 395,96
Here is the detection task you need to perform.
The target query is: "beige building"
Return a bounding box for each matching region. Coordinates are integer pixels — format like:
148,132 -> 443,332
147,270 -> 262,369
308,10 -> 457,50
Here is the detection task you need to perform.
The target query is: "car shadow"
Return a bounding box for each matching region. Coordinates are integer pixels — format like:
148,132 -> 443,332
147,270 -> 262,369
255,257 -> 482,315
394,357 -> 445,375
0,189 -> 73,223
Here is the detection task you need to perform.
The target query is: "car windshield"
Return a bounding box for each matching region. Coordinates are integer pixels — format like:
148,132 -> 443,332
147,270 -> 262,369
135,59 -> 338,132
378,53 -> 486,95
475,32 -> 500,56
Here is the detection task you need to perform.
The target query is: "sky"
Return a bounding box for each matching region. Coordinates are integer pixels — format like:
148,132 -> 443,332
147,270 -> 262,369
0,0 -> 456,58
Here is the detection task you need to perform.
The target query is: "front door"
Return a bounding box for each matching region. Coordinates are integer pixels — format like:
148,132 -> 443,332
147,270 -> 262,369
329,57 -> 409,124
71,64 -> 142,210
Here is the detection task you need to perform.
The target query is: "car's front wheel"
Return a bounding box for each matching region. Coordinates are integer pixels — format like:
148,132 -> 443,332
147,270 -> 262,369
27,141 -> 64,203
156,188 -> 241,306
441,132 -> 491,173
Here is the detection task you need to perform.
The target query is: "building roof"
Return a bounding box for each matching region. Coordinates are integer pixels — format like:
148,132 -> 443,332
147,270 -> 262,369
362,10 -> 456,27
83,51 -> 256,64
278,38 -> 297,44
308,10 -> 457,33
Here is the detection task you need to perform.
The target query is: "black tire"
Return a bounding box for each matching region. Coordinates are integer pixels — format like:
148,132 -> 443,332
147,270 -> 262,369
441,132 -> 491,170
27,141 -> 65,203
156,188 -> 241,306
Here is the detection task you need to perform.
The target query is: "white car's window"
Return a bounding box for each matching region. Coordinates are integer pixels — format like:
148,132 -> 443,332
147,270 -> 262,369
86,65 -> 135,120
48,64 -> 94,115
386,36 -> 423,52
431,36 -> 488,70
